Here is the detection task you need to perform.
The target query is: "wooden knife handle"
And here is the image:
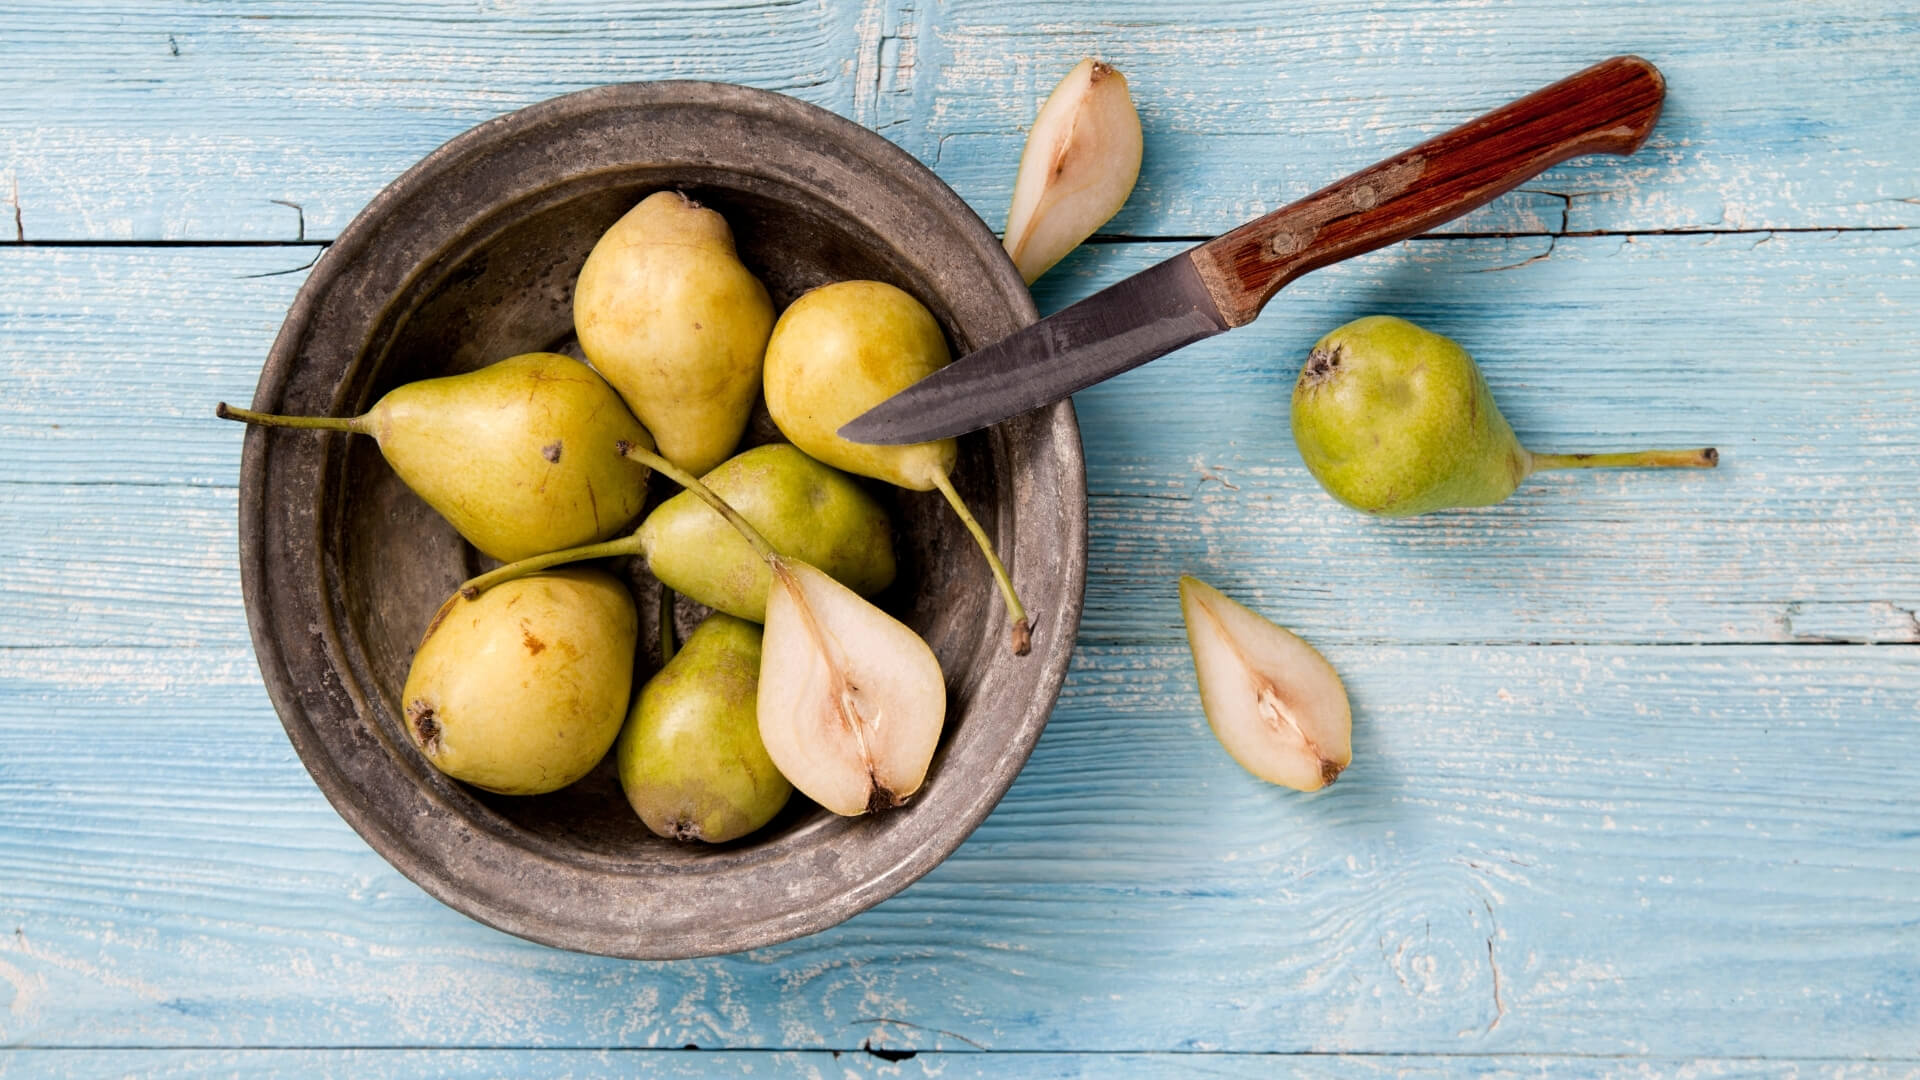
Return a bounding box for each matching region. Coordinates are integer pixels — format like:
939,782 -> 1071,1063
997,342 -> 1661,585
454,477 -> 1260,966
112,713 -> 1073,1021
1189,55 -> 1665,327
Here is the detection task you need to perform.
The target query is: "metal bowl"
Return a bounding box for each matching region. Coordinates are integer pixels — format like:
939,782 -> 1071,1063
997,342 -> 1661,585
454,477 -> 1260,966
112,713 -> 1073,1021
234,82 -> 1086,959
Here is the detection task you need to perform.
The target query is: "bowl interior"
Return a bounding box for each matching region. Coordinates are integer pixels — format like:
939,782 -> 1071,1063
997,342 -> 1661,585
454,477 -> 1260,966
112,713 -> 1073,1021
338,177 -> 1008,863
241,83 -> 1084,958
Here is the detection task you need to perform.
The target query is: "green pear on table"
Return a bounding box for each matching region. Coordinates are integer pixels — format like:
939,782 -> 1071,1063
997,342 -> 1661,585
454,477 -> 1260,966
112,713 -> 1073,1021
1291,315 -> 1717,517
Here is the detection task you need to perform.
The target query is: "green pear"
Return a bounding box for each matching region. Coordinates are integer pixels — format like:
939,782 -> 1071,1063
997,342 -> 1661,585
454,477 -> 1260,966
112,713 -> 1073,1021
637,443 -> 895,623
616,613 -> 791,842
454,442 -> 896,623
1179,576 -> 1350,792
1291,315 -> 1717,516
216,352 -> 653,562
574,191 -> 774,476
400,569 -> 638,796
762,280 -> 1031,654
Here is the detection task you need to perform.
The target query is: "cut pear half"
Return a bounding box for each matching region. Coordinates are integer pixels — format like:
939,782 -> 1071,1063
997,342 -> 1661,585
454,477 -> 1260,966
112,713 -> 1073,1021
1003,58 -> 1143,284
758,558 -> 947,816
1179,576 -> 1352,791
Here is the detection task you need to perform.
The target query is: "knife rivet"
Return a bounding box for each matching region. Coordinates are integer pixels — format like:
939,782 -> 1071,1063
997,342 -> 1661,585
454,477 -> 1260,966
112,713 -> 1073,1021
1351,183 -> 1378,210
1268,231 -> 1303,257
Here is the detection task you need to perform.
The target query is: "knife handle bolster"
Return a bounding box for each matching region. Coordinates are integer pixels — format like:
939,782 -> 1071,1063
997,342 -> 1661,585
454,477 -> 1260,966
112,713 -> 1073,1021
1190,55 -> 1666,327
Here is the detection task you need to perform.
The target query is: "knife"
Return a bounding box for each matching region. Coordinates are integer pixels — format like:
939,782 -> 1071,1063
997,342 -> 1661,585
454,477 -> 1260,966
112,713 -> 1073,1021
839,55 -> 1666,446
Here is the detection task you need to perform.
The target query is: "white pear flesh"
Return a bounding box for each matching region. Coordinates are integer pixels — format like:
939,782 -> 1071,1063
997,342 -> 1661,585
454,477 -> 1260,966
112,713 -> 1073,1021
1003,58 -> 1143,284
1179,576 -> 1352,791
757,558 -> 947,816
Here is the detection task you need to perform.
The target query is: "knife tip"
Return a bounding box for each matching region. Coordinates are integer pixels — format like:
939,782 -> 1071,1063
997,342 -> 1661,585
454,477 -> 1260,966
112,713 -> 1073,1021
835,413 -> 915,446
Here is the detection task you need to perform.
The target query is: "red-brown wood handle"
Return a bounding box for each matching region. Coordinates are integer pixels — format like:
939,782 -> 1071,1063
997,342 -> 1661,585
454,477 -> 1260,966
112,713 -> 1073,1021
1189,55 -> 1665,327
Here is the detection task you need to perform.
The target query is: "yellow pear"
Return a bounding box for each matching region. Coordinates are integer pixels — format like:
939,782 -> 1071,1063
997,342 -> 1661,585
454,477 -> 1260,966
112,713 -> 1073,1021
762,280 -> 1031,654
216,353 -> 652,562
574,190 -> 774,475
400,569 -> 638,796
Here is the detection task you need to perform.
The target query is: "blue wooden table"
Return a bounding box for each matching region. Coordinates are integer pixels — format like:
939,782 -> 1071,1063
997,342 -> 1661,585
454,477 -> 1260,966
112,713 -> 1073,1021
4,2 -> 1917,1076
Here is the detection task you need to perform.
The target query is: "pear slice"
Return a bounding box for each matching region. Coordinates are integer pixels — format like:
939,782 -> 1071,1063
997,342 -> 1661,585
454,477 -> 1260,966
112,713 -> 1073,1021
1179,576 -> 1351,791
758,557 -> 947,816
1002,58 -> 1144,284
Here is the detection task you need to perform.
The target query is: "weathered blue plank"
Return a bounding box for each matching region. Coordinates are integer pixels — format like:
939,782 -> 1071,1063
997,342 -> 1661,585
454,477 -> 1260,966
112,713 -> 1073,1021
2,643 -> 1916,1054
2,1049 -> 1915,1079
4,231 -> 1914,647
3,1 -> 1916,241
912,0 -> 1920,238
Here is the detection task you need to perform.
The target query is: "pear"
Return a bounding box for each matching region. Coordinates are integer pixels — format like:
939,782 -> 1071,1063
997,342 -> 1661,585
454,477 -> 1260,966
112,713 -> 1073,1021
574,190 -> 775,476
617,613 -> 792,842
455,442 -> 896,623
400,568 -> 638,796
1291,315 -> 1718,516
1178,576 -> 1350,792
1003,58 -> 1143,284
215,352 -> 653,562
637,444 -> 895,623
758,558 -> 946,815
762,280 -> 1031,654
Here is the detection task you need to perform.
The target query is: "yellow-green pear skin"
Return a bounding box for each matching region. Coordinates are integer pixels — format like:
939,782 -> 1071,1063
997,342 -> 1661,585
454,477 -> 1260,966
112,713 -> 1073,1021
762,280 -> 957,491
400,569 -> 638,796
636,444 -> 895,623
370,352 -> 653,562
616,614 -> 791,843
574,191 -> 775,476
1289,315 -> 1528,517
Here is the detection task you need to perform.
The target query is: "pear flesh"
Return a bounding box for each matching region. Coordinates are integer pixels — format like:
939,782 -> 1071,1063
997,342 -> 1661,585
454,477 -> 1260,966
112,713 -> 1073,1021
637,444 -> 896,623
1003,58 -> 1143,284
217,352 -> 653,563
1291,315 -> 1717,516
1179,576 -> 1351,792
574,190 -> 775,476
763,280 -> 1031,654
617,613 -> 792,843
401,569 -> 639,796
757,558 -> 946,816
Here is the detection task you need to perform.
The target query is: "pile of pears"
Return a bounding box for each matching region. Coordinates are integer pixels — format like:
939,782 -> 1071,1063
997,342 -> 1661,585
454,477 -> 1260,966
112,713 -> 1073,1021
221,190 -> 1031,842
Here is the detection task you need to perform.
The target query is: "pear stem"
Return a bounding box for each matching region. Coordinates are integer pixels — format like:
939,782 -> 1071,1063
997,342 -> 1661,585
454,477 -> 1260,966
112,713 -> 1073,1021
1529,447 -> 1719,472
616,441 -> 780,564
658,584 -> 678,665
930,470 -> 1031,656
214,402 -> 362,433
457,534 -> 644,599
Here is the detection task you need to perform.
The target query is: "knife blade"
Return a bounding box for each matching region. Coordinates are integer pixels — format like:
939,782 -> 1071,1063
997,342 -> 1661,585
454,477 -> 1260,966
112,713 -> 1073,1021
839,54 -> 1666,446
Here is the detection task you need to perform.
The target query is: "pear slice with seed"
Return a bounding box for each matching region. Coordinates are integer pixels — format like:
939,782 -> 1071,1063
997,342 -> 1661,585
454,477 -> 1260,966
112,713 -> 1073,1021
759,557 -> 947,816
1179,576 -> 1352,791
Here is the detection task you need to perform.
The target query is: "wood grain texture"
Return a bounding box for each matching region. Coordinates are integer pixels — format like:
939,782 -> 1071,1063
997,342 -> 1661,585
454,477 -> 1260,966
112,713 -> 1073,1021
0,0 -> 879,242
4,1 -> 1918,241
4,1050 -> 1917,1079
913,0 -> 1920,239
2,643 -> 1916,1054
5,231 -> 1914,648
